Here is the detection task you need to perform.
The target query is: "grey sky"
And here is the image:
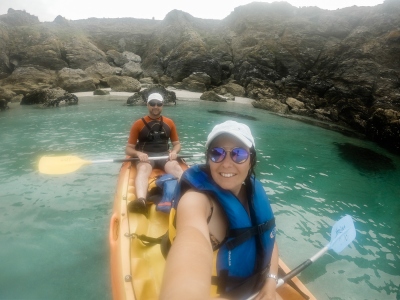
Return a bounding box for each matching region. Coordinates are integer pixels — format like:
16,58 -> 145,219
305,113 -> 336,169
0,0 -> 385,22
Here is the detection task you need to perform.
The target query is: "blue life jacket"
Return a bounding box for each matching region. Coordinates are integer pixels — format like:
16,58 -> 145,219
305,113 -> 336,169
155,174 -> 178,213
171,164 -> 276,298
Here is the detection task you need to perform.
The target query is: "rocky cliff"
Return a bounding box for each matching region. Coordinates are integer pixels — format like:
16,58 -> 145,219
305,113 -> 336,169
0,2 -> 399,154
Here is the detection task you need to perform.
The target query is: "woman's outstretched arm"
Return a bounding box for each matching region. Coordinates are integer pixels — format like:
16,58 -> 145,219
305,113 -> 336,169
160,190 -> 214,300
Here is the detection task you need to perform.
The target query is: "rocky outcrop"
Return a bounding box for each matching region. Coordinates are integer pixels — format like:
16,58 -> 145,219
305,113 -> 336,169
20,87 -> 78,107
127,85 -> 176,105
0,1 -> 399,153
0,67 -> 56,94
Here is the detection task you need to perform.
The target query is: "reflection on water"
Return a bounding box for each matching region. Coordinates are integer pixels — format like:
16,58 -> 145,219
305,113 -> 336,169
207,109 -> 258,121
0,97 -> 399,300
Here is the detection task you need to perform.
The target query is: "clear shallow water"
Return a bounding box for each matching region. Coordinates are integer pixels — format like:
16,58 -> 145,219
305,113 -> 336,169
0,97 -> 399,300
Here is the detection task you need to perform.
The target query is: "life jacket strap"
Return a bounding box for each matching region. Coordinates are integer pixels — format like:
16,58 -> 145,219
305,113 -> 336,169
212,266 -> 269,299
225,218 -> 275,250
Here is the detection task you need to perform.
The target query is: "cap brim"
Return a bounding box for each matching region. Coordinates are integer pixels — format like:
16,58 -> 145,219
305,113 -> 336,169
206,131 -> 253,148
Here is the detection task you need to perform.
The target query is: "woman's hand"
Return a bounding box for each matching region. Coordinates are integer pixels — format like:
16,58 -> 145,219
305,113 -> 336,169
254,279 -> 279,300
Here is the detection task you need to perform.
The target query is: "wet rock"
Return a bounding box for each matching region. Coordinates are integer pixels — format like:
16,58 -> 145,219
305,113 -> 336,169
20,88 -> 66,105
93,89 -> 110,95
0,99 -> 10,111
127,84 -> 176,105
42,93 -> 79,107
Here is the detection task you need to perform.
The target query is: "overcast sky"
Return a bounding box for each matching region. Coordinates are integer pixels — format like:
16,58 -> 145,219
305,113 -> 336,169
0,0 -> 385,22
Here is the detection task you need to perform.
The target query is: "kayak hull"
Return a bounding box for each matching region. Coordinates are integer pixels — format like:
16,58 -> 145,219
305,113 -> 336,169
109,161 -> 316,300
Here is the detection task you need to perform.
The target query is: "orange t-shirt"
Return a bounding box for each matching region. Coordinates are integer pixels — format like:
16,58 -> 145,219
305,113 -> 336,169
128,115 -> 179,146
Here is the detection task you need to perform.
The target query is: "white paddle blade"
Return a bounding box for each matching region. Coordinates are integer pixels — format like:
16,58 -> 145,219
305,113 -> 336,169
330,215 -> 356,253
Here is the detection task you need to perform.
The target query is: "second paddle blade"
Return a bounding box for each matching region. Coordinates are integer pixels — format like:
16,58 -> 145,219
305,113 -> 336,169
38,155 -> 91,175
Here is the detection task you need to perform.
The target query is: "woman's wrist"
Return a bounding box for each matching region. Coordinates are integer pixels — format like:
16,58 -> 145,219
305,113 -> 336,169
266,273 -> 278,284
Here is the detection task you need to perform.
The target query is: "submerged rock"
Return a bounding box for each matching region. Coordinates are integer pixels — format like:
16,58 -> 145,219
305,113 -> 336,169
334,142 -> 396,173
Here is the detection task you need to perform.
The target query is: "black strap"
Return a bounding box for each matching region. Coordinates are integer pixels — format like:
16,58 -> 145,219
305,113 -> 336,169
225,218 -> 275,250
141,116 -> 164,133
135,232 -> 165,246
212,267 -> 269,299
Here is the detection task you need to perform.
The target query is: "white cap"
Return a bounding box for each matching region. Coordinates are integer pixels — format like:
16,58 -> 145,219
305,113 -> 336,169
206,120 -> 255,148
147,93 -> 164,102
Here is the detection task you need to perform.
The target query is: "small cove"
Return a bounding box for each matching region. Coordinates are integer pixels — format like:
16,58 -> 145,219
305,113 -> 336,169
0,95 -> 399,300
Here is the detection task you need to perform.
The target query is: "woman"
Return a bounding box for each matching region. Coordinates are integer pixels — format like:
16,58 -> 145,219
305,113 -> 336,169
160,120 -> 281,300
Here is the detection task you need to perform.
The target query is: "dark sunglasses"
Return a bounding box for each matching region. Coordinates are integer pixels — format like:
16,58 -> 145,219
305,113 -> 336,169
148,101 -> 163,107
209,147 -> 250,164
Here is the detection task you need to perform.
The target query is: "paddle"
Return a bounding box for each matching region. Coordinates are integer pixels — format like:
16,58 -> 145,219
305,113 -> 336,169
38,154 -> 205,175
247,215 -> 356,299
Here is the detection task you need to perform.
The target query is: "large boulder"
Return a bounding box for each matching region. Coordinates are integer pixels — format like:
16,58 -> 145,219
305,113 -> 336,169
107,50 -> 129,67
123,51 -> 142,63
105,76 -> 141,92
121,61 -> 143,78
214,82 -> 245,97
57,68 -> 96,92
200,91 -> 227,102
180,72 -> 211,92
0,67 -> 56,94
85,62 -> 121,81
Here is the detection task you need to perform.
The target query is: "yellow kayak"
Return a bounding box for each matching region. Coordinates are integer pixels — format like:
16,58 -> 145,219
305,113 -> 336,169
109,161 -> 316,300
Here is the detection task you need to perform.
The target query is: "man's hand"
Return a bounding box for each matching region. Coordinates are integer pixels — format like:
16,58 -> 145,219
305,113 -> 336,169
169,151 -> 178,161
137,152 -> 149,162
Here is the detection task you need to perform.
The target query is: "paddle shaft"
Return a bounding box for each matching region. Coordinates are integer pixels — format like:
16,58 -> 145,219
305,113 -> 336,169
91,154 -> 204,164
280,245 -> 329,285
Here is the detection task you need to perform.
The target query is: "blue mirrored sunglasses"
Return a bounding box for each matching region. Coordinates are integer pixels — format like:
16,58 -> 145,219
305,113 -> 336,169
209,147 -> 250,164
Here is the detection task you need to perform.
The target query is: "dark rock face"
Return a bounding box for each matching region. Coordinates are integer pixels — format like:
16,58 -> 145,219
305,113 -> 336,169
0,1 -> 399,153
20,88 -> 71,106
0,99 -> 10,111
127,85 -> 176,105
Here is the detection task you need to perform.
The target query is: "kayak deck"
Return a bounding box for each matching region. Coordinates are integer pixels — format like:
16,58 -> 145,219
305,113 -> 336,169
109,162 -> 316,300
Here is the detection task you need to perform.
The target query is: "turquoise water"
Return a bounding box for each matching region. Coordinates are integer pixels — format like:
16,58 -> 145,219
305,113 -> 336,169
0,96 -> 399,300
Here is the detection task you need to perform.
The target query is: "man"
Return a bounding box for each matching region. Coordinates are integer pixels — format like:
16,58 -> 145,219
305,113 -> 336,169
125,92 -> 184,214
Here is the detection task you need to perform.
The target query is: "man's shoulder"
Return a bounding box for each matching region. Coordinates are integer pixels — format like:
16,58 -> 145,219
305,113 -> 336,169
162,116 -> 176,125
